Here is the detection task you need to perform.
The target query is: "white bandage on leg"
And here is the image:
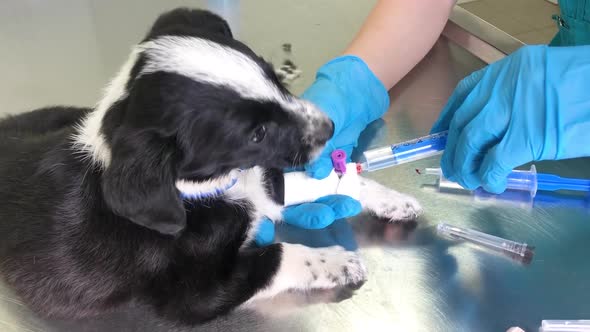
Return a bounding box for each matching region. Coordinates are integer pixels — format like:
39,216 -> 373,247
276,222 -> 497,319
283,163 -> 360,206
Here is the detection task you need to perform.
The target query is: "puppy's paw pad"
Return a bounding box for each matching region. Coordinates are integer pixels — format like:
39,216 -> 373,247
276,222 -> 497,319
305,246 -> 367,288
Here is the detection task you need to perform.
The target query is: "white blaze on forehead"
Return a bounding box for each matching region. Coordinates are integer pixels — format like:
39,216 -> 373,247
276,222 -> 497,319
139,36 -> 300,111
138,36 -> 329,123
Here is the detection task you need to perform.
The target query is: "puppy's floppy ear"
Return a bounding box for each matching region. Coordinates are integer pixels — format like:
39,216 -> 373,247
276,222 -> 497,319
101,132 -> 186,236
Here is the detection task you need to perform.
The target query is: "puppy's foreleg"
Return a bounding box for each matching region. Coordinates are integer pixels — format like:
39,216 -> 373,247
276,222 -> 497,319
282,164 -> 360,206
281,164 -> 422,222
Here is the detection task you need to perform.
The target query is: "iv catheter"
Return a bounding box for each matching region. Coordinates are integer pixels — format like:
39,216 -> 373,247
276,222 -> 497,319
424,165 -> 590,197
437,223 -> 534,264
540,320 -> 590,332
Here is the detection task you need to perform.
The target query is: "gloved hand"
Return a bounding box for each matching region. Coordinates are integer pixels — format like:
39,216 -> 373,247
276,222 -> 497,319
302,55 -> 390,179
431,45 -> 590,194
254,194 -> 362,246
255,56 -> 388,245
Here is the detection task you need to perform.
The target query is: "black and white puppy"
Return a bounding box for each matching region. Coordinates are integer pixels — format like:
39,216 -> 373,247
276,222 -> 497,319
0,8 -> 421,325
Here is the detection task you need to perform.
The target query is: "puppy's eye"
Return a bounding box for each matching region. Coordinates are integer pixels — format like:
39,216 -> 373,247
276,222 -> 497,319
251,125 -> 266,143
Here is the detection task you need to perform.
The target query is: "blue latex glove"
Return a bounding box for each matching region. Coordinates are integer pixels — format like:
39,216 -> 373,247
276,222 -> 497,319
302,55 -> 390,179
276,218 -> 359,252
431,45 -> 590,194
254,195 -> 362,246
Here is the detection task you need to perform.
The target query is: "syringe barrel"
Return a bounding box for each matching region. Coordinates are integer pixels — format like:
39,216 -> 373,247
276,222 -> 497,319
427,165 -> 538,197
362,131 -> 448,172
506,165 -> 538,197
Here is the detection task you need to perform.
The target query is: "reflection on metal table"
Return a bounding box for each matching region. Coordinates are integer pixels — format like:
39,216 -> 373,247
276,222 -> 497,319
0,1 -> 589,332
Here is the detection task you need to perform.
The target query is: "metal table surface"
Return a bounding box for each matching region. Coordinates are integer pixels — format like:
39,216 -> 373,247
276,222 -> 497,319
1,1 -> 589,332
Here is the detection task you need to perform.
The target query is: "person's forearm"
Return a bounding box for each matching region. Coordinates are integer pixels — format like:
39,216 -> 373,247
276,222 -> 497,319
344,0 -> 455,89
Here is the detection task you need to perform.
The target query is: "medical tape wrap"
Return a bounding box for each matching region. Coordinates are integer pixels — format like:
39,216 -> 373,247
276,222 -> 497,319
283,163 -> 360,206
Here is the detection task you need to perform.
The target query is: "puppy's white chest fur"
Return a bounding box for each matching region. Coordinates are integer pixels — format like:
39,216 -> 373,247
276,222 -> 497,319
225,167 -> 283,244
226,167 -> 283,221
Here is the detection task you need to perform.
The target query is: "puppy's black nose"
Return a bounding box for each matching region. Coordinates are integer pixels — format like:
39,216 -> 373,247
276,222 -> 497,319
317,120 -> 334,143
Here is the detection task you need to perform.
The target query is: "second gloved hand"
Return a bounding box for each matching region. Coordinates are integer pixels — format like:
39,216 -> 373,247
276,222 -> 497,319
431,45 -> 590,193
254,195 -> 362,246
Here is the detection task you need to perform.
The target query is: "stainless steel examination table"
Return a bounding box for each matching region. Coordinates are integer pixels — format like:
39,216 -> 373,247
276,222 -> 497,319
1,2 -> 589,331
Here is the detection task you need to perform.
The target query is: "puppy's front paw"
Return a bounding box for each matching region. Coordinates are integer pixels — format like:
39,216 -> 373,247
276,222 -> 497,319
359,177 -> 423,222
372,194 -> 422,222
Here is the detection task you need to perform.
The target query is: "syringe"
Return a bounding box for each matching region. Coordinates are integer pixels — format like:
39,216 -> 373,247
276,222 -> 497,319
359,131 -> 448,173
425,165 -> 590,197
437,223 -> 535,264
426,165 -> 539,197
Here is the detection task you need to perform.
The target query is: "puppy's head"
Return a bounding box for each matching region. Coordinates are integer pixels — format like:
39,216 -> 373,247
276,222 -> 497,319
73,8 -> 333,236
